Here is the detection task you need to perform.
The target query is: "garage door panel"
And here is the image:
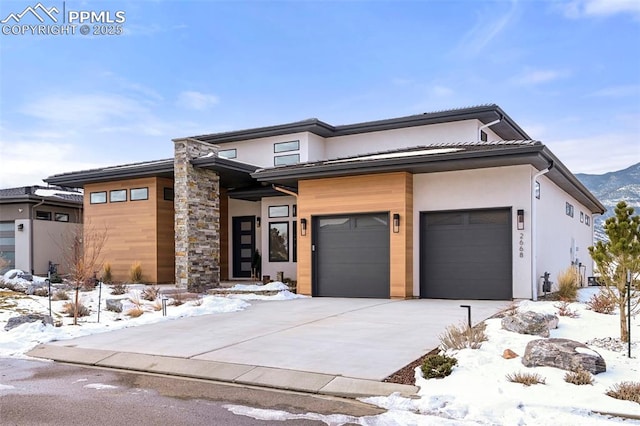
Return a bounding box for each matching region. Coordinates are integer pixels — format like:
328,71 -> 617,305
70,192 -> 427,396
421,209 -> 512,300
315,214 -> 390,298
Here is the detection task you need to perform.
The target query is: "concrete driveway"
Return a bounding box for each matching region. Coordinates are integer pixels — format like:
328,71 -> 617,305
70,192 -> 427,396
29,298 -> 508,397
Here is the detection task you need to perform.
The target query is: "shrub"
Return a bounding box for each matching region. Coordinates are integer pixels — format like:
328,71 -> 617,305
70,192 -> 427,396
111,282 -> 128,295
564,369 -> 594,385
506,371 -> 546,386
126,307 -> 144,318
49,273 -> 63,284
421,354 -> 458,379
141,285 -> 160,301
102,262 -> 113,284
557,267 -> 578,301
606,381 -> 640,404
587,291 -> 616,314
555,301 -> 579,318
33,287 -> 49,297
151,299 -> 163,311
170,289 -> 186,306
440,322 -> 487,351
62,301 -> 90,317
52,289 -> 70,301
129,261 -> 143,283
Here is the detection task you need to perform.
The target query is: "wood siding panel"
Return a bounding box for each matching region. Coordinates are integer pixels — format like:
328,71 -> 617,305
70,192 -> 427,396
297,172 -> 413,298
85,178 -> 160,283
156,178 -> 175,283
220,189 -> 229,281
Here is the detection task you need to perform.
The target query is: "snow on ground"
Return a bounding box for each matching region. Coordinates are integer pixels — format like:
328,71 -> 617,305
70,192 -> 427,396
1,281 -> 639,425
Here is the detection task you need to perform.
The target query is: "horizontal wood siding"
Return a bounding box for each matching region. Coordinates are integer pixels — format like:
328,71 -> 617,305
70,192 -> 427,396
220,189 -> 229,281
298,172 -> 413,298
85,177 -> 160,283
156,178 -> 175,283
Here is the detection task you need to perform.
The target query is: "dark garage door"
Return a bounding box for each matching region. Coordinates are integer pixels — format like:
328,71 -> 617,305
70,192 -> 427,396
420,209 -> 512,300
313,213 -> 390,298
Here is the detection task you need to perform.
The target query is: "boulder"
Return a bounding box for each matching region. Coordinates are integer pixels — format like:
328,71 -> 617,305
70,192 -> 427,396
503,349 -> 519,359
5,314 -> 53,331
522,338 -> 606,374
26,282 -> 48,295
106,299 -> 123,313
501,311 -> 559,337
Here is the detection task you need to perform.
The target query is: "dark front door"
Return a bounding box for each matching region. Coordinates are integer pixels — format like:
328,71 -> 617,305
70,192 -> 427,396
232,216 -> 255,278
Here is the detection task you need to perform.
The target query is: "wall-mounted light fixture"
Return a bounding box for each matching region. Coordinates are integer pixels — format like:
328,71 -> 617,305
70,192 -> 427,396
256,217 -> 261,228
517,209 -> 525,230
300,218 -> 307,236
393,213 -> 400,233
17,223 -> 24,231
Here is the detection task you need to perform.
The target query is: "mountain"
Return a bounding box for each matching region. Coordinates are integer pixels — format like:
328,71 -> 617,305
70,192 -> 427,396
576,162 -> 640,241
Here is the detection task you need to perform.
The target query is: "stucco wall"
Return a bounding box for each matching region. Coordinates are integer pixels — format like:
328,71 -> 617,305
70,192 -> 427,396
534,173 -> 596,291
216,132 -> 309,167
33,221 -> 82,275
413,165 -> 532,299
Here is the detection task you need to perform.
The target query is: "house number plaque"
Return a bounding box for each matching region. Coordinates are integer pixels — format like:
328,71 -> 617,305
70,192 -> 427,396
519,233 -> 525,258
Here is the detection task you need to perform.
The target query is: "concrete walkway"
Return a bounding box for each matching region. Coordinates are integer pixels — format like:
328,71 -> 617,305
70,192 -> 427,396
28,298 -> 508,398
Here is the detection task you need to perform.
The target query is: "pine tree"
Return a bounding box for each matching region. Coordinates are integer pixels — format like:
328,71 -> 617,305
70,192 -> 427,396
588,201 -> 640,342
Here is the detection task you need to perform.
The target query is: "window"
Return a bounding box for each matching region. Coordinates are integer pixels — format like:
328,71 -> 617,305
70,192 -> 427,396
535,181 -> 540,199
55,213 -> 69,222
219,149 -> 237,159
274,140 -> 299,153
274,154 -> 300,166
0,222 -> 13,231
130,187 -> 149,201
163,187 -> 174,201
586,215 -> 591,226
580,211 -> 584,223
35,211 -> 52,220
90,191 -> 107,204
269,222 -> 289,262
480,130 -> 488,142
269,205 -> 289,218
292,220 -> 297,263
292,204 -> 297,217
109,189 -> 127,203
566,202 -> 574,217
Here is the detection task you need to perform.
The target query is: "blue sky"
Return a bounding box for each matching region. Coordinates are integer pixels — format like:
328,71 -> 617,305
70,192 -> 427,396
0,0 -> 638,188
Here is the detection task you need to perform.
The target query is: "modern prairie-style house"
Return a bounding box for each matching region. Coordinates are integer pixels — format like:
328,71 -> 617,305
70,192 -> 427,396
0,186 -> 83,275
45,105 -> 605,300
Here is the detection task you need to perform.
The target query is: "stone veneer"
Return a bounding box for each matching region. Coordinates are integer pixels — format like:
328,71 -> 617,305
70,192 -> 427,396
173,139 -> 220,292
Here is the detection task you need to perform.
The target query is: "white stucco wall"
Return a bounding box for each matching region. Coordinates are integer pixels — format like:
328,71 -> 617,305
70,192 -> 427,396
14,220 -> 30,272
413,165 -> 533,299
534,173 -> 596,291
306,133 -> 327,162
325,120 -> 484,159
227,199 -> 261,279
217,132 -> 309,167
260,196 -> 297,281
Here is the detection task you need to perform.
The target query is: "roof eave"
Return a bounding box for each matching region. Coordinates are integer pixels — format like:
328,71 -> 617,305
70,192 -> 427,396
44,161 -> 175,188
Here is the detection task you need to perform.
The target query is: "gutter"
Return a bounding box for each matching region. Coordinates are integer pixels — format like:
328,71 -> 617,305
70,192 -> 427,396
272,185 -> 298,198
531,161 -> 553,301
478,115 -> 502,140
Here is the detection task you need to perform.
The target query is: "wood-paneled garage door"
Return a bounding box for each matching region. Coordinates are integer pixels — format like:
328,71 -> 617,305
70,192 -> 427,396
420,209 -> 512,300
313,213 -> 390,298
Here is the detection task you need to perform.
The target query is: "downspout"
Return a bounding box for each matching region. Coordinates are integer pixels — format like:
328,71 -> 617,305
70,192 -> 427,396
478,115 -> 502,140
531,161 -> 553,301
30,198 -> 46,274
272,184 -> 298,198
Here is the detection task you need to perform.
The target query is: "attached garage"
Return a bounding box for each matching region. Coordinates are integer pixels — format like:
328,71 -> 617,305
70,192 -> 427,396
420,208 -> 512,300
312,213 -> 390,298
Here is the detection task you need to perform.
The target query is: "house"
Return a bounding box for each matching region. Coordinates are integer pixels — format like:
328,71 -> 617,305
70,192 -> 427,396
0,186 -> 83,275
44,104 -> 605,300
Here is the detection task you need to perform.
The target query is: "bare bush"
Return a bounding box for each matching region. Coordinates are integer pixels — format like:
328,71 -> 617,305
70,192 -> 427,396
102,262 -> 113,284
62,302 -> 90,318
52,289 -> 70,301
33,287 -> 49,297
171,289 -> 186,306
126,307 -> 144,318
506,371 -> 546,386
142,285 -> 160,301
439,322 -> 487,351
587,291 -> 617,314
151,300 -> 163,311
555,301 -> 579,318
606,381 -> 640,404
110,282 -> 128,295
564,369 -> 594,385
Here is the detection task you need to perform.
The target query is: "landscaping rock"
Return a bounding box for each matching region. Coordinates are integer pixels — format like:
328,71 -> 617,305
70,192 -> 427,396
503,349 -> 519,359
26,282 -> 48,295
522,338 -> 606,374
106,299 -> 123,313
501,311 -> 559,337
5,314 -> 53,331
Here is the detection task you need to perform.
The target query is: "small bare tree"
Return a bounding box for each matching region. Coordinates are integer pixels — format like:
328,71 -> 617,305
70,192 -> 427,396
59,222 -> 108,325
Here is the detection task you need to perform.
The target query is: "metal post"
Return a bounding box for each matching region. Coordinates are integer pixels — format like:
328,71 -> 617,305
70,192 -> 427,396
460,304 -> 472,328
47,270 -> 52,317
162,298 -> 168,316
97,280 -> 102,323
628,270 -> 632,358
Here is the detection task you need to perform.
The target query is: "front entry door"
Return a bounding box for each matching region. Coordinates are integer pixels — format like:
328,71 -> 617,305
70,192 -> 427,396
232,216 -> 255,278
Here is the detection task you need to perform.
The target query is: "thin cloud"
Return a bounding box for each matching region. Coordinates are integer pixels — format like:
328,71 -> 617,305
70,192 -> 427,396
455,0 -> 520,56
562,0 -> 640,19
176,91 -> 220,110
510,69 -> 570,86
587,85 -> 640,97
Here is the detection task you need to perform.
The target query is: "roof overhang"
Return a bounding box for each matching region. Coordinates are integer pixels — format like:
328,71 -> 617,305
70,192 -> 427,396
190,156 -> 259,189
252,144 -> 605,215
0,194 -> 82,208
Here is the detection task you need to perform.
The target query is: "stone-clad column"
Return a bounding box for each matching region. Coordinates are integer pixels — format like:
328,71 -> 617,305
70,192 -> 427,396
173,138 -> 220,292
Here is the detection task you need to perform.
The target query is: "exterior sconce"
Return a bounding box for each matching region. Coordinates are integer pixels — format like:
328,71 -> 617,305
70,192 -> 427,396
393,213 -> 400,233
517,209 -> 525,230
256,217 -> 261,228
300,218 -> 307,236
17,223 -> 24,231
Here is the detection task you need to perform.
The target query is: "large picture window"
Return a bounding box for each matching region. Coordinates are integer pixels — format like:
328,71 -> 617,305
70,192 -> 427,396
269,222 -> 289,262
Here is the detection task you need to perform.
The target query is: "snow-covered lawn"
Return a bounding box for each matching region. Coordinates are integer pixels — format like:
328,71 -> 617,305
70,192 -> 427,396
1,274 -> 639,425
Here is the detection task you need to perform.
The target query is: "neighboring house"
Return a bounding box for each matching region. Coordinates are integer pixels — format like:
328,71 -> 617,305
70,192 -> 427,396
0,186 -> 83,275
44,104 -> 605,300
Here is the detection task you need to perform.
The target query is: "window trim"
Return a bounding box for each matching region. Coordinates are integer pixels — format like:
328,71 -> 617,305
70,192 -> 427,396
269,205 -> 289,218
269,221 -> 289,262
109,189 -> 127,203
274,153 -> 300,166
35,211 -> 52,221
130,187 -> 149,201
274,140 -> 300,153
565,202 -> 574,218
90,191 -> 107,204
218,149 -> 237,159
